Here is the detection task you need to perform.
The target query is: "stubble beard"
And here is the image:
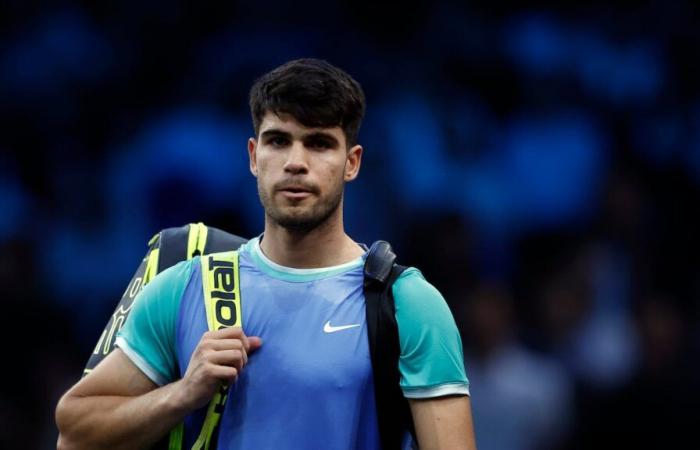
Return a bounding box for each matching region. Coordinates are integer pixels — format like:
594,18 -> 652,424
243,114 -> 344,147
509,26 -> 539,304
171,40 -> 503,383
258,179 -> 344,234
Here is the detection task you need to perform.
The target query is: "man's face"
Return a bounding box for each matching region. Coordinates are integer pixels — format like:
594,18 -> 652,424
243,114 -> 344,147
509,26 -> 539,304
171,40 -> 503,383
248,112 -> 362,232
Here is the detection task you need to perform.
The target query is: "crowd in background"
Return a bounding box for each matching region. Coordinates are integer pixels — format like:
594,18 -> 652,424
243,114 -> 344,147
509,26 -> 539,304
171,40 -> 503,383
1,1 -> 699,449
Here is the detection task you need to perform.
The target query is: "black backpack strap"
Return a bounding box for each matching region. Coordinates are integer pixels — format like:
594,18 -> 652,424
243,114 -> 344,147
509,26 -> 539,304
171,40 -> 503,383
364,241 -> 416,449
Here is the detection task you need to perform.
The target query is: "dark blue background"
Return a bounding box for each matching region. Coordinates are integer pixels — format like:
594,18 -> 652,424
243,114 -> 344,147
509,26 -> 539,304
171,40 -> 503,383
1,1 -> 699,449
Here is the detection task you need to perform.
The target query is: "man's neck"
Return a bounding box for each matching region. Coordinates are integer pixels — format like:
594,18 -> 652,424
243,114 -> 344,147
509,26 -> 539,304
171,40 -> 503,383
259,212 -> 364,269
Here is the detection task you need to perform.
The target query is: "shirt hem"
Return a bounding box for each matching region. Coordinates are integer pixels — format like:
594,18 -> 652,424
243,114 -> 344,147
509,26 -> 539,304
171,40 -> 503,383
115,336 -> 169,386
402,382 -> 470,398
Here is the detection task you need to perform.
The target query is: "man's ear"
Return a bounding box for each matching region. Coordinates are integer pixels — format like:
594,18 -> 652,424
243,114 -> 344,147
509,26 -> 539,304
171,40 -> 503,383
248,138 -> 258,177
344,145 -> 363,182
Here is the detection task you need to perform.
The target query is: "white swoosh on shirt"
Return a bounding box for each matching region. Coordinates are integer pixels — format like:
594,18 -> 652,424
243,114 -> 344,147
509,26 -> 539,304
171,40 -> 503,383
323,321 -> 361,333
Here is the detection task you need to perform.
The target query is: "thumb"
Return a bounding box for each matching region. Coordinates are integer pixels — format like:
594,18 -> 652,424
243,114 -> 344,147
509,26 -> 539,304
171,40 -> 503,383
248,336 -> 263,353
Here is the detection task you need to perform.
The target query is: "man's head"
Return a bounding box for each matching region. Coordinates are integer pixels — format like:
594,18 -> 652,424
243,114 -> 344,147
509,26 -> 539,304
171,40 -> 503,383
247,59 -> 365,233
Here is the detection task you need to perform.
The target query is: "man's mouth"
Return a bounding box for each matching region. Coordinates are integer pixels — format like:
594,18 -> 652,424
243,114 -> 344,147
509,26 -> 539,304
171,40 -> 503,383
278,185 -> 314,200
280,186 -> 310,193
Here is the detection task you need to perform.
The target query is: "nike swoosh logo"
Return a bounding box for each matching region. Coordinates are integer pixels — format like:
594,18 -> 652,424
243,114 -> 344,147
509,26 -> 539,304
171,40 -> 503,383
323,321 -> 361,333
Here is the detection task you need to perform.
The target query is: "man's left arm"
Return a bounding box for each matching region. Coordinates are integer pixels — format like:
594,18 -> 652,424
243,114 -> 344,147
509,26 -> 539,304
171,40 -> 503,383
409,395 -> 477,450
393,268 -> 477,449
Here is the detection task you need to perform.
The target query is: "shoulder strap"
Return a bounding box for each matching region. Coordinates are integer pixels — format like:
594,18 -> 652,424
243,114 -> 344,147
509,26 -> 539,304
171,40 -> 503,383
191,251 -> 242,450
200,251 -> 243,331
364,241 -> 415,449
159,222 -> 249,270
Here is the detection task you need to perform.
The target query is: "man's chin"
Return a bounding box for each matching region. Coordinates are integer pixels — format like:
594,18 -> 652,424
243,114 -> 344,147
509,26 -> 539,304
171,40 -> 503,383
264,192 -> 342,233
269,208 -> 329,233
276,218 -> 320,233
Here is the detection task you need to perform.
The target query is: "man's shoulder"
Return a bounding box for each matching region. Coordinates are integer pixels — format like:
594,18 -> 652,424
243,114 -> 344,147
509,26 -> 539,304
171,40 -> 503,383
392,267 -> 436,298
154,256 -> 200,286
136,257 -> 200,308
391,267 -> 454,324
390,266 -> 470,396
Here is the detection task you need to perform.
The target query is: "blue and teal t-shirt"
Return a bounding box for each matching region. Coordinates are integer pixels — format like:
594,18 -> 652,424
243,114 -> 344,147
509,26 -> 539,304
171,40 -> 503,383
116,237 -> 469,450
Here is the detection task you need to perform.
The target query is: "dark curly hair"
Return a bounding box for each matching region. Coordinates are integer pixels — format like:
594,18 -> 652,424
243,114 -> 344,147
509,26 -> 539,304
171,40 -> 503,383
249,58 -> 366,147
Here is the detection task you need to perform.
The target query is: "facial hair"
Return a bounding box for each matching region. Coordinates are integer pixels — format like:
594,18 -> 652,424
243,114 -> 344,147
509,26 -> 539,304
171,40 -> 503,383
258,176 -> 344,233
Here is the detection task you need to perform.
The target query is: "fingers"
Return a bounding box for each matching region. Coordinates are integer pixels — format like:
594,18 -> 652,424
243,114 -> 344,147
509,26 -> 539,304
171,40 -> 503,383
207,327 -> 250,351
248,336 -> 263,353
208,327 -> 246,339
181,328 -> 263,410
209,349 -> 246,372
207,364 -> 238,383
204,328 -> 262,353
197,329 -> 263,373
206,339 -> 244,351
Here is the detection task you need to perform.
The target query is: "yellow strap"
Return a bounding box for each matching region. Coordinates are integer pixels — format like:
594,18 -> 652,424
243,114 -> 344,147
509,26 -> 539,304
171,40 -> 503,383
201,251 -> 242,331
168,223 -> 212,449
168,423 -> 184,450
187,222 -> 209,259
143,247 -> 160,284
148,231 -> 160,247
144,231 -> 161,285
192,251 -> 242,450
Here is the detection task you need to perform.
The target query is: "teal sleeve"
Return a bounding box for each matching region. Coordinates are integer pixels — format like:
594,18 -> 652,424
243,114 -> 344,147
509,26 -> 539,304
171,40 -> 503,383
115,258 -> 196,385
393,268 -> 470,398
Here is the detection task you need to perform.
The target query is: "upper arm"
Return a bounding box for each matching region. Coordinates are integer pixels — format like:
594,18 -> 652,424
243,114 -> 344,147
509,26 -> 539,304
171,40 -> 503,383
394,269 -> 476,448
115,258 -> 196,385
56,348 -> 159,438
409,395 -> 477,450
69,348 -> 158,399
66,258 -> 196,399
393,268 -> 470,397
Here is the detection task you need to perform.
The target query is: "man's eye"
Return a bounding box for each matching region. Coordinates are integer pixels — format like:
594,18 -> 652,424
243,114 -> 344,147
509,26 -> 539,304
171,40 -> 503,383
308,139 -> 331,149
269,137 -> 289,146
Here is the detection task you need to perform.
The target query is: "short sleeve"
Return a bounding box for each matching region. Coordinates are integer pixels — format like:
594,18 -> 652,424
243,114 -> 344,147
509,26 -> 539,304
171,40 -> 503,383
393,268 -> 470,398
115,258 -> 197,385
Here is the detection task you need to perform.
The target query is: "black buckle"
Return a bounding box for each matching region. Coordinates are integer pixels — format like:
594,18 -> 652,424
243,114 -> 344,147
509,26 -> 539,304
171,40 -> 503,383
363,240 -> 396,285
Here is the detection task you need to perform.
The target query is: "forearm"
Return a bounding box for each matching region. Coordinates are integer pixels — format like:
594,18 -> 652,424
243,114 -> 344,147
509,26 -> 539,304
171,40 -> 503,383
56,379 -> 189,450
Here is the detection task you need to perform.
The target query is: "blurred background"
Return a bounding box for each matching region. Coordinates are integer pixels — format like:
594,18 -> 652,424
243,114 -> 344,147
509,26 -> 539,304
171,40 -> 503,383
2,1 -> 699,449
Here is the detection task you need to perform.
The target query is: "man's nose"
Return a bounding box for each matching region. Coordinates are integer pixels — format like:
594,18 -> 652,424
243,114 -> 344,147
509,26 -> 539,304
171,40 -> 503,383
283,141 -> 309,174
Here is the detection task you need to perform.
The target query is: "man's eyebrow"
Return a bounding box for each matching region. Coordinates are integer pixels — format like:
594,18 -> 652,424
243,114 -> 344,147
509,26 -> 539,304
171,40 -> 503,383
302,131 -> 340,146
260,129 -> 292,139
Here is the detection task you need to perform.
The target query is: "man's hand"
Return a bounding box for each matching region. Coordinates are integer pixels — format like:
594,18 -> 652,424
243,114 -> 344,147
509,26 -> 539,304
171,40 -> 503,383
177,327 -> 262,410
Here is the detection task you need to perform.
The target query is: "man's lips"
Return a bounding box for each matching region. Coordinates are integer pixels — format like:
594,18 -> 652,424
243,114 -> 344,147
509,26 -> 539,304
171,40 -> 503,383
277,185 -> 314,200
279,186 -> 311,193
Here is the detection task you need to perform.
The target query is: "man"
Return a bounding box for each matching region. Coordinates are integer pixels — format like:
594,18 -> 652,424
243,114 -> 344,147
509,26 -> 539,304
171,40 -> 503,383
55,58 -> 476,450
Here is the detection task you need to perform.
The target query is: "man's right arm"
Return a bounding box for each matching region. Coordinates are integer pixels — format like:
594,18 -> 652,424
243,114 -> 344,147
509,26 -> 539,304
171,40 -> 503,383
56,348 -> 188,450
56,328 -> 260,450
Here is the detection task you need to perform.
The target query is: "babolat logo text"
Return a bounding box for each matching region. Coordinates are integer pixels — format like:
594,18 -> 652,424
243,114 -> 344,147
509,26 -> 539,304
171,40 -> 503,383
207,255 -> 241,329
196,251 -> 242,447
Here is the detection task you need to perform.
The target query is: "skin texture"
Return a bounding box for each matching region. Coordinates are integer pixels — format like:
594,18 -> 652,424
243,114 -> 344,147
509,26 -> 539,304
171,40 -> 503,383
55,111 -> 477,449
410,396 -> 477,450
248,111 -> 366,268
55,328 -> 260,450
